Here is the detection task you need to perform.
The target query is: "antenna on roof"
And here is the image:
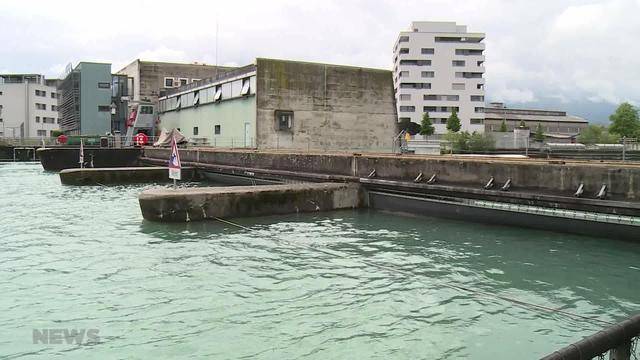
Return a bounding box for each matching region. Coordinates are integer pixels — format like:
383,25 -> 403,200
215,19 -> 219,78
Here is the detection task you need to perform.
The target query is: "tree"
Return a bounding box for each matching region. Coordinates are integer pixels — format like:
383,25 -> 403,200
446,109 -> 461,132
499,120 -> 508,132
578,124 -> 620,145
534,123 -> 545,142
444,131 -> 470,152
468,131 -> 496,151
50,129 -> 64,138
609,102 -> 640,138
419,112 -> 435,136
398,118 -> 421,135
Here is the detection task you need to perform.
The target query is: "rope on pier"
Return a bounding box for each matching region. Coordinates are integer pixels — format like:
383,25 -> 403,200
213,216 -> 616,328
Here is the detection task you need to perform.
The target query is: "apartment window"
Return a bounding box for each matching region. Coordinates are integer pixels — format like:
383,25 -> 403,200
439,119 -> 447,124
98,82 -> 111,89
98,105 -> 111,112
35,116 -> 40,123
421,71 -> 434,78
455,49 -> 484,56
477,84 -> 484,90
423,106 -> 437,112
399,106 -> 415,112
179,78 -> 188,86
51,105 -> 57,111
43,117 -> 55,124
452,83 -> 465,90
399,60 -> 431,66
275,110 -> 293,131
400,82 -> 431,89
37,130 -> 47,136
164,77 -> 174,87
421,48 -> 434,55
423,95 -> 438,100
477,61 -> 484,66
214,125 -> 221,135
240,78 -> 251,95
470,119 -> 484,125
399,71 -> 409,77
470,95 -> 484,102
399,94 -> 411,101
51,92 -> 56,98
0,91 -> 3,95
399,35 -> 409,43
399,48 -> 409,54
35,90 -> 46,97
36,103 -> 46,110
193,127 -> 199,136
452,60 -> 465,67
191,78 -> 201,83
475,107 -> 485,113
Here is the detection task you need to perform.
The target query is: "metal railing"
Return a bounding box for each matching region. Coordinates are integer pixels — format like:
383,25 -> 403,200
542,314 -> 640,360
164,65 -> 257,97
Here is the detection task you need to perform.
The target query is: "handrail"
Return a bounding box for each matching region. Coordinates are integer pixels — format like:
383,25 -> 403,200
541,314 -> 640,360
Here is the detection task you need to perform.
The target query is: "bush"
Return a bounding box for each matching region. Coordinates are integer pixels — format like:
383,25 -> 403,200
578,125 -> 620,145
50,129 -> 64,138
468,131 -> 496,151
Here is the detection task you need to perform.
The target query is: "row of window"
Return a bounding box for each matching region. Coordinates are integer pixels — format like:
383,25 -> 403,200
399,94 -> 484,102
164,77 -> 201,88
34,103 -> 58,111
399,71 -> 434,78
399,106 -> 485,113
159,75 -> 256,112
399,117 -> 484,125
488,124 -> 582,133
398,82 -> 483,91
35,116 -> 58,124
398,35 -> 483,44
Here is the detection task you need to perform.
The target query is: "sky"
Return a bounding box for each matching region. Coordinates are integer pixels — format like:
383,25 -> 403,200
1,0 -> 638,123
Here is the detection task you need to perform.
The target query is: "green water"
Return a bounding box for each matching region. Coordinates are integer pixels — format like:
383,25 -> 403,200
1,163 -> 639,359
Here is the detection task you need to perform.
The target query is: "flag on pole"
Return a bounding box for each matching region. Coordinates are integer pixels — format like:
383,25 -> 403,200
168,135 -> 181,180
79,139 -> 84,168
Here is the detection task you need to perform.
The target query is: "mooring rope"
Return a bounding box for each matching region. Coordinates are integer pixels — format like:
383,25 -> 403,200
213,216 -> 615,328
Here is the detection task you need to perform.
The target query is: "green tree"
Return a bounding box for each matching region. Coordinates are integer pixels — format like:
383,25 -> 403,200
578,124 -> 620,145
419,112 -> 435,136
468,131 -> 496,151
446,109 -> 461,132
534,123 -> 545,142
609,102 -> 640,138
499,120 -> 508,132
50,129 -> 64,138
444,131 -> 470,152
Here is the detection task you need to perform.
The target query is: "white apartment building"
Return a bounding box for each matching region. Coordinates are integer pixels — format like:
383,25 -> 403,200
0,74 -> 60,138
393,21 -> 486,134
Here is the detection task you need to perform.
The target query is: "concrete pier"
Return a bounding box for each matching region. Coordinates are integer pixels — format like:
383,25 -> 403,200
59,167 -> 196,185
139,183 -> 363,222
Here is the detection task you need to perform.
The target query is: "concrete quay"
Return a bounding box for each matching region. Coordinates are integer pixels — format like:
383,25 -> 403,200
139,183 -> 363,222
59,166 -> 197,185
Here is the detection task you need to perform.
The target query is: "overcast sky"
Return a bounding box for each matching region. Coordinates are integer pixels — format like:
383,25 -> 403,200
1,0 -> 638,123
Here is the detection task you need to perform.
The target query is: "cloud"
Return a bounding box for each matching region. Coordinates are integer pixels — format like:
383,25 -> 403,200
1,0 -> 638,122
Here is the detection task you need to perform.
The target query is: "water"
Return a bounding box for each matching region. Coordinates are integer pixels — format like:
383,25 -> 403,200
1,163 -> 639,359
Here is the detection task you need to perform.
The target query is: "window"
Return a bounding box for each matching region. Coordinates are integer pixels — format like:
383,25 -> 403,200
213,86 -> 222,101
471,119 -> 484,125
214,125 -> 221,135
421,71 -> 434,78
399,71 -> 409,77
140,105 -> 153,114
455,49 -> 484,56
42,117 -> 55,124
179,78 -> 188,86
240,78 -> 251,95
35,116 -> 40,123
193,127 -> 199,136
35,90 -> 46,97
439,119 -> 447,124
36,103 -> 46,110
164,77 -> 174,87
399,94 -> 411,101
400,83 -> 431,89
470,95 -> 484,102
399,35 -> 409,43
191,78 -> 201,83
475,107 -> 484,113
452,60 -> 465,67
98,105 -> 111,112
98,82 -> 111,89
477,83 -> 484,90
452,83 -> 465,90
51,105 -> 57,111
37,130 -> 47,136
193,91 -> 200,106
275,110 -> 293,131
51,92 -> 56,98
421,48 -> 434,54
399,60 -> 431,66
423,106 -> 437,112
0,91 -> 3,95
399,48 -> 409,54
399,106 -> 415,112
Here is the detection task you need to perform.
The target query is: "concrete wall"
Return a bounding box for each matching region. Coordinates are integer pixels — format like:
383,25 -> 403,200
255,58 -> 398,152
77,63 -> 112,135
142,148 -> 640,200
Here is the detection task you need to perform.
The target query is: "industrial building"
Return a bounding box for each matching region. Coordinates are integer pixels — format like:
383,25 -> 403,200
393,21 -> 486,134
0,74 -> 60,138
484,102 -> 588,135
116,60 -> 235,110
157,58 -> 397,151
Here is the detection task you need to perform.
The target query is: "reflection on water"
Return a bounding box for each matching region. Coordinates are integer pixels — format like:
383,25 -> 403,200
1,163 -> 639,359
